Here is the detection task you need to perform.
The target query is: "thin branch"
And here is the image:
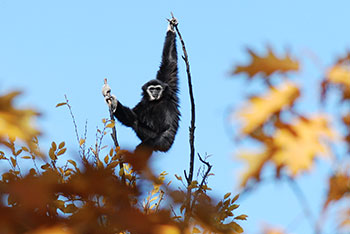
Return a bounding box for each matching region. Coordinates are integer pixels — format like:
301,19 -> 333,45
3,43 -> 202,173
190,154 -> 212,211
171,12 -> 196,224
285,176 -> 316,233
64,95 -> 84,158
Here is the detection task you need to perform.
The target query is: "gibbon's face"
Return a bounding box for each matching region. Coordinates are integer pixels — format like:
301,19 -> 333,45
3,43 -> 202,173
146,84 -> 163,101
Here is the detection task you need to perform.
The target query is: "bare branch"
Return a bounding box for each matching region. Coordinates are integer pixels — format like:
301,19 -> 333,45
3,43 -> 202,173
171,13 -> 197,224
190,154 -> 212,211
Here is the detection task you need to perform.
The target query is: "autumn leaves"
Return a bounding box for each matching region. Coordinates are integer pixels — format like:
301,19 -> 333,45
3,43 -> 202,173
231,48 -> 350,227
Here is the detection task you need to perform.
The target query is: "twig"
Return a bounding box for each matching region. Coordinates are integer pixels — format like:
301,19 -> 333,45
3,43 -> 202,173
285,176 -> 316,233
154,190 -> 165,213
64,95 -> 84,158
190,154 -> 212,211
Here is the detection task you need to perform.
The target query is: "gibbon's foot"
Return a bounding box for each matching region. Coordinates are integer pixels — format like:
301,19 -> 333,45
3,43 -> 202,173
167,17 -> 178,32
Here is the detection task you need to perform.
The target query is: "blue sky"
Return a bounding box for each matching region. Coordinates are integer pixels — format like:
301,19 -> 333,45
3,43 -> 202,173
0,1 -> 349,233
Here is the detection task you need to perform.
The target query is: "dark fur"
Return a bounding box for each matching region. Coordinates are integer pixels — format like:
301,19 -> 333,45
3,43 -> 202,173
114,30 -> 180,152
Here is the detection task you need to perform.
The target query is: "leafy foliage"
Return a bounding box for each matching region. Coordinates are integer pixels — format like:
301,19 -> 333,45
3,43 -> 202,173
231,47 -> 350,233
0,96 -> 246,234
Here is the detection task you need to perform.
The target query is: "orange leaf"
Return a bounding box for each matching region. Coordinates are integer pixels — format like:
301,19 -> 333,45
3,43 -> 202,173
55,102 -> 67,108
57,148 -> 66,156
326,65 -> 350,87
233,48 -> 299,78
324,173 -> 350,209
153,225 -> 181,234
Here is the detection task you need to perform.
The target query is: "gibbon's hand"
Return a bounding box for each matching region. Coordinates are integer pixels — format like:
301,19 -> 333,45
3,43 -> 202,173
102,79 -> 118,112
167,17 -> 178,32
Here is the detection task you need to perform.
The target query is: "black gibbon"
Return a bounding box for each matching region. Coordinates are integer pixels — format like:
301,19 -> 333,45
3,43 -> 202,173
102,18 -> 180,153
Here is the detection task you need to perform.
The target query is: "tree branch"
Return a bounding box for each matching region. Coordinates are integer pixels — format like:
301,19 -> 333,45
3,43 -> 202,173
190,154 -> 212,211
170,12 -> 196,224
171,13 -> 196,185
103,78 -> 124,182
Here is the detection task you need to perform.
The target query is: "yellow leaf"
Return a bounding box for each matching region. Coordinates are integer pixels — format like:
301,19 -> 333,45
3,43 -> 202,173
188,180 -> 198,189
326,65 -> 350,87
272,116 -> 336,176
119,167 -> 124,176
79,138 -> 85,146
106,121 -> 115,128
238,150 -> 270,187
0,92 -> 40,147
233,48 -> 299,78
236,82 -> 300,134
21,156 -> 31,159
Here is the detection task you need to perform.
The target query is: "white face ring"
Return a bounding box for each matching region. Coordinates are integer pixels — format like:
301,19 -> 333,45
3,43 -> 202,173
147,85 -> 163,101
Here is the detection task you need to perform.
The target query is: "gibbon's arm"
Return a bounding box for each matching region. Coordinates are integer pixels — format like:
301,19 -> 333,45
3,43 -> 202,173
156,22 -> 178,91
114,102 -> 137,127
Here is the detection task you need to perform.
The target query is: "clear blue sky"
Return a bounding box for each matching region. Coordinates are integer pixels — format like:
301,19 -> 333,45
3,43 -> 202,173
0,1 -> 349,233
